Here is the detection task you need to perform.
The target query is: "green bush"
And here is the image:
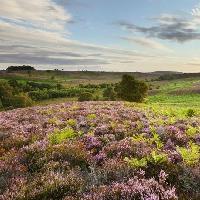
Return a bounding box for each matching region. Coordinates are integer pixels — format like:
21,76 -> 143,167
186,108 -> 195,117
116,75 -> 148,102
12,94 -> 33,108
177,142 -> 200,166
78,92 -> 93,102
0,81 -> 13,98
103,86 -> 117,100
49,128 -> 78,145
28,90 -> 50,101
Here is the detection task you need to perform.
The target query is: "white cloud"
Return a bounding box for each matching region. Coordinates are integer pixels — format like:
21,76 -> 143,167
0,0 -> 71,31
121,36 -> 172,52
191,3 -> 200,17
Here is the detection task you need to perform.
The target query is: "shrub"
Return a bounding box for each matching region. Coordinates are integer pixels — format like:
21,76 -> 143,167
186,108 -> 195,117
83,170 -> 177,200
103,86 -> 116,101
150,150 -> 168,164
78,92 -> 93,102
67,119 -> 77,127
9,94 -> 33,108
51,141 -> 89,169
22,143 -> 46,173
16,171 -> 85,200
124,157 -> 147,168
116,75 -> 148,102
28,90 -> 50,101
49,128 -> 78,145
0,81 -> 13,99
177,142 -> 200,166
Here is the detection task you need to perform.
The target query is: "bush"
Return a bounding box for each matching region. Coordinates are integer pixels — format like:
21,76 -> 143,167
49,128 -> 78,145
116,75 -> 148,102
103,86 -> 116,101
0,81 -> 33,108
0,81 -> 13,98
186,108 -> 195,117
51,141 -> 89,169
16,171 -> 85,200
11,94 -> 33,108
28,90 -> 50,101
78,92 -> 93,102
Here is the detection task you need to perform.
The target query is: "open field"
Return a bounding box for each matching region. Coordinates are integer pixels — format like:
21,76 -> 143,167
0,70 -> 200,108
0,70 -> 200,199
0,101 -> 200,199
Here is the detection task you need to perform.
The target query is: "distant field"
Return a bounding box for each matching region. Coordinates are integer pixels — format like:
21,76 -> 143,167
147,78 -> 200,107
0,70 -> 157,86
0,70 -> 200,108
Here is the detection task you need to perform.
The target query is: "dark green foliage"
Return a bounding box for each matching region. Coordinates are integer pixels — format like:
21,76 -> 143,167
103,86 -> 116,100
27,81 -> 56,90
2,94 -> 33,108
116,75 -> 148,102
0,81 -> 13,98
29,88 -> 95,101
158,73 -> 200,81
0,81 -> 33,109
186,108 -> 195,117
78,92 -> 93,101
6,65 -> 35,72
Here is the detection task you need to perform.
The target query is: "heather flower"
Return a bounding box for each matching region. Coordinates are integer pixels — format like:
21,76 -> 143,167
0,101 -> 199,199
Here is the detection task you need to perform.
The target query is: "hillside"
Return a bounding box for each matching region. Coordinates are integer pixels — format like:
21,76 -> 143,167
0,101 -> 199,199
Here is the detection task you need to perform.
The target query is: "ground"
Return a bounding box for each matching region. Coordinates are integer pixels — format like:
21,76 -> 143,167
0,101 -> 199,199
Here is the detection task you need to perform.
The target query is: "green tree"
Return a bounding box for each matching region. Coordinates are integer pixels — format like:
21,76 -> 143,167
103,86 -> 116,100
117,74 -> 148,102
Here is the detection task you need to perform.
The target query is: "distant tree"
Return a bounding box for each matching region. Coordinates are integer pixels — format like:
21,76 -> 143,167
6,65 -> 35,72
116,75 -> 148,102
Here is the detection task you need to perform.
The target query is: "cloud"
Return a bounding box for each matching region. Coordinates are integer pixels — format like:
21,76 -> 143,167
120,36 -> 172,52
191,3 -> 200,17
117,14 -> 200,42
0,19 -> 154,67
0,0 -> 71,31
0,53 -> 109,65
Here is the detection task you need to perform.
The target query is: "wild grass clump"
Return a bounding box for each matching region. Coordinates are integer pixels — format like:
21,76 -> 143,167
49,128 -> 78,145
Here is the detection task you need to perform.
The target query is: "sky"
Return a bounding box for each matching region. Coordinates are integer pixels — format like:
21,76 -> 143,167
0,0 -> 200,72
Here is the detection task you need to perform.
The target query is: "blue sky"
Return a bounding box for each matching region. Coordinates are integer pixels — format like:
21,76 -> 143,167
0,0 -> 200,72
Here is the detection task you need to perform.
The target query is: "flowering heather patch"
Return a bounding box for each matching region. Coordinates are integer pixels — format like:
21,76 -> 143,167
0,101 -> 199,199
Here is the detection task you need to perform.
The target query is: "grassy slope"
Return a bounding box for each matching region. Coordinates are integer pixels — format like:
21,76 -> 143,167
148,78 -> 200,107
0,70 -> 200,108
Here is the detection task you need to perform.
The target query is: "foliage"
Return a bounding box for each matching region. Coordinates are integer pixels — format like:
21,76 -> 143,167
150,150 -> 168,164
124,157 -> 148,168
49,128 -> 78,145
6,65 -> 35,71
78,92 -> 93,101
103,86 -> 116,100
0,81 -> 33,109
0,102 -> 199,199
177,142 -> 200,166
186,108 -> 195,117
117,74 -> 148,102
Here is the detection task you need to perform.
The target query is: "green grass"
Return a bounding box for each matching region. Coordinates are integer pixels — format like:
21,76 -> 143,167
148,94 -> 200,106
148,78 -> 200,107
